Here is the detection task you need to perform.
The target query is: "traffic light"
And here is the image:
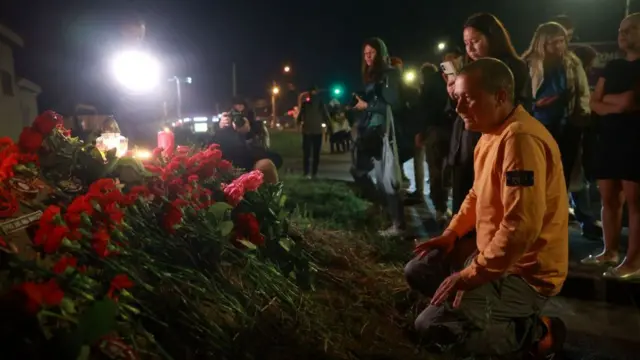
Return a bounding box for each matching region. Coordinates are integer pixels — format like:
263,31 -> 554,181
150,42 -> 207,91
332,85 -> 343,97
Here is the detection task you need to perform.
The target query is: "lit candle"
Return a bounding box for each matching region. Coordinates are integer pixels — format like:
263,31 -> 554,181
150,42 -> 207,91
157,129 -> 175,153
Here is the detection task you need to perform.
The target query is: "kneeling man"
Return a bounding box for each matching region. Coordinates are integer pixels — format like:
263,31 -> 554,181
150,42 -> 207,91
404,58 -> 568,359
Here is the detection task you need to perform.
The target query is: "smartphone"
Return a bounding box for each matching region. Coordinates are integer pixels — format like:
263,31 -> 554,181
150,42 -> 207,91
440,61 -> 460,77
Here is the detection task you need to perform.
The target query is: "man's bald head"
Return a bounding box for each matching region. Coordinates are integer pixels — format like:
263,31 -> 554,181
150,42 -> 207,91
459,58 -> 515,104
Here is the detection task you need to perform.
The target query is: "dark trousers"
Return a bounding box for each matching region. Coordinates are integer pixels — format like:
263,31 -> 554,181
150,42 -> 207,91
302,134 -> 323,176
424,127 -> 451,213
451,163 -> 474,214
404,238 -> 547,357
549,123 -> 583,189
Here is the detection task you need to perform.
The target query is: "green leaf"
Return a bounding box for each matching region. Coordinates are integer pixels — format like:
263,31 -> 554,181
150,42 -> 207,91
279,237 -> 295,252
279,194 -> 287,207
60,297 -> 77,315
219,220 -> 234,237
236,239 -> 257,250
208,202 -> 233,221
75,299 -> 118,345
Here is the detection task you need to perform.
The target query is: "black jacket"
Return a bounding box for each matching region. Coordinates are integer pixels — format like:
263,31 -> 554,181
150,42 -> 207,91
447,57 -> 533,167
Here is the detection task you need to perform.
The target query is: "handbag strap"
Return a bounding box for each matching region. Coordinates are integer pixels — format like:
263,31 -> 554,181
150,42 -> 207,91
385,105 -> 403,186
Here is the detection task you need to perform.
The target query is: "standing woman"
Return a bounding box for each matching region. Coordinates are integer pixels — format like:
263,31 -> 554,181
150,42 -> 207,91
447,13 -> 532,213
522,22 -> 591,188
351,37 -> 405,237
581,14 -> 640,279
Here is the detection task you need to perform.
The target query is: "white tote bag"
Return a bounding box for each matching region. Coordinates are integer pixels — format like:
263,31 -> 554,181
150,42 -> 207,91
378,105 -> 403,195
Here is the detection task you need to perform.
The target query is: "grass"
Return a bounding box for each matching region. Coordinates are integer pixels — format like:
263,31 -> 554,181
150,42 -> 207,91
269,130 -> 303,159
273,175 -> 440,360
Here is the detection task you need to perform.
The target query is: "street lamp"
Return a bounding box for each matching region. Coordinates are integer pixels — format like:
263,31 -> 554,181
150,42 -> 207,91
284,66 -> 291,73
271,84 -> 280,128
168,76 -> 192,120
437,42 -> 447,51
111,50 -> 161,93
403,70 -> 416,84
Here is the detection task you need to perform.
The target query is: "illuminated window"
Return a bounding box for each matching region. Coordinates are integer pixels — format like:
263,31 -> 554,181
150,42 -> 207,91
193,123 -> 208,133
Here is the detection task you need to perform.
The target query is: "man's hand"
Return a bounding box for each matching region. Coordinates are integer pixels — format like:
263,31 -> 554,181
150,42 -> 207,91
431,272 -> 465,308
219,113 -> 231,128
413,230 -> 457,259
234,117 -> 251,134
354,95 -> 368,110
443,74 -> 456,99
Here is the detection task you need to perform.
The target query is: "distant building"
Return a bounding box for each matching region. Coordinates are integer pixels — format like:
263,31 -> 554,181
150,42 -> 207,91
0,23 -> 41,140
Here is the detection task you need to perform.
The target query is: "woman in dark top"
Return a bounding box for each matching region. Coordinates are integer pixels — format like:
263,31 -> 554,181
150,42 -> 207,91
446,13 -> 533,214
581,14 -> 640,280
351,37 -> 405,237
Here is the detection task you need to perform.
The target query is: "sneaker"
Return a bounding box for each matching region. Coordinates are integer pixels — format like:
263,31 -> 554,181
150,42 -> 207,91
378,225 -> 405,238
531,316 -> 566,359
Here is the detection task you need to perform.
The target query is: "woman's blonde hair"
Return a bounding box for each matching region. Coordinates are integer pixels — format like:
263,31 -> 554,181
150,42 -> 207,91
522,22 -> 568,59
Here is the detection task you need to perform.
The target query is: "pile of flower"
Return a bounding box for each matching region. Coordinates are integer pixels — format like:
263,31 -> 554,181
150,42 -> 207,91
0,111 -> 312,359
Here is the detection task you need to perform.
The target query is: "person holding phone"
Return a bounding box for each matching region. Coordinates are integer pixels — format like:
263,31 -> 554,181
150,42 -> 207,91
445,13 -> 532,215
522,22 -> 591,189
350,37 -> 405,237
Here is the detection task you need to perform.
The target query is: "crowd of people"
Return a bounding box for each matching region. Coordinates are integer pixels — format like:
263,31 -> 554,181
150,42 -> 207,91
345,11 -> 640,359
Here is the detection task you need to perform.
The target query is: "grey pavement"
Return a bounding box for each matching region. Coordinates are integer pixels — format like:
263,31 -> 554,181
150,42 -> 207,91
282,149 -> 640,359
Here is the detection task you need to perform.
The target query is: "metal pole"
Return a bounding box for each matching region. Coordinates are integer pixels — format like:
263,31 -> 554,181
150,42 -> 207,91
627,0 -> 632,16
271,80 -> 277,128
175,77 -> 182,120
232,62 -> 237,97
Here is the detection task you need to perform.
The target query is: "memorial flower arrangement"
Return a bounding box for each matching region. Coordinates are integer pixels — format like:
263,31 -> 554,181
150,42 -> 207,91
0,111 -> 312,359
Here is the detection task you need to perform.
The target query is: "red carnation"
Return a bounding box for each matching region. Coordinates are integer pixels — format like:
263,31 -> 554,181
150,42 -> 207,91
18,127 -> 44,153
0,187 -> 19,218
107,274 -> 134,300
53,256 -> 78,274
18,279 -> 64,314
32,111 -> 62,135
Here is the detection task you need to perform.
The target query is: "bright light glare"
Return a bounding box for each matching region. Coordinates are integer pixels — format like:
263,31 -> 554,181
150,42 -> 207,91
194,123 -> 208,133
112,51 -> 161,93
272,86 -> 280,95
404,71 -> 416,83
437,42 -> 446,51
193,116 -> 208,122
284,66 -> 291,72
134,149 -> 152,160
186,77 -> 193,84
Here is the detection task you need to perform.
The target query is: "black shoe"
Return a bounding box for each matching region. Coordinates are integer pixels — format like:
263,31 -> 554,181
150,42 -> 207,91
404,191 -> 425,206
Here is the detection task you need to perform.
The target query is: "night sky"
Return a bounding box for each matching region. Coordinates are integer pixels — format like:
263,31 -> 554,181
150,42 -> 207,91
0,0 -> 631,118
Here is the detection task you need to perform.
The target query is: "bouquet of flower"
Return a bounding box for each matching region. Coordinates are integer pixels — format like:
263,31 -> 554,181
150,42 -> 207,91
0,111 -> 313,359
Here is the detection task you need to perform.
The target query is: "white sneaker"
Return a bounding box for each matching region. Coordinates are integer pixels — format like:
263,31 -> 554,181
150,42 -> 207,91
378,225 -> 405,238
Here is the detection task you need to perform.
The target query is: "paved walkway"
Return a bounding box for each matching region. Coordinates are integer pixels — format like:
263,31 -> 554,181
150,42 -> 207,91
283,150 -> 640,359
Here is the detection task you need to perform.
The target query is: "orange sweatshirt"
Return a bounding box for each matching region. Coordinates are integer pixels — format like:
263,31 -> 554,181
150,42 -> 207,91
447,106 -> 569,297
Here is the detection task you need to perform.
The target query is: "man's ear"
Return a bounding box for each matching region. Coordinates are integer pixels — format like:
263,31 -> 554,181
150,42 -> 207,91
495,89 -> 508,104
